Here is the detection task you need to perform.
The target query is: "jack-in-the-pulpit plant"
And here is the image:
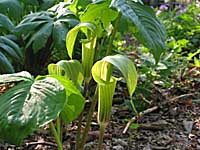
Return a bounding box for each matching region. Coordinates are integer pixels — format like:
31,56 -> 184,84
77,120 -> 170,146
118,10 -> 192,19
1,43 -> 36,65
0,0 -> 166,149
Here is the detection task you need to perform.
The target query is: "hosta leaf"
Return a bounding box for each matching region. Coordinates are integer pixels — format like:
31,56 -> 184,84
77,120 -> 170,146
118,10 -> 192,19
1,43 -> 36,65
0,52 -> 14,74
48,60 -> 83,88
0,72 -> 66,145
80,1 -> 118,37
0,71 -> 31,83
26,22 -> 53,53
110,0 -> 166,63
53,21 -> 69,50
0,14 -> 14,32
48,75 -> 85,124
0,0 -> 22,19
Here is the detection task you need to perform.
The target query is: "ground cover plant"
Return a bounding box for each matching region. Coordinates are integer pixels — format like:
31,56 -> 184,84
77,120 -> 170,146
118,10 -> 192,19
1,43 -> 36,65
0,0 -> 199,150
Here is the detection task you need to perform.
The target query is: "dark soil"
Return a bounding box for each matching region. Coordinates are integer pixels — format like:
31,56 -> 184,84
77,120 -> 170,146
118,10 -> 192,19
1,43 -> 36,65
0,68 -> 199,150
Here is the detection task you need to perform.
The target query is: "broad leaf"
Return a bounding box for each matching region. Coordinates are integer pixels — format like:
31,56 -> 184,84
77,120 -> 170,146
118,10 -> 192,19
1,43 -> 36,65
0,72 -> 66,145
110,0 -> 166,63
0,52 -> 14,74
48,75 -> 85,124
0,36 -> 23,63
0,71 -> 31,82
0,0 -> 22,19
80,1 -> 118,37
53,21 -> 69,50
26,22 -> 53,53
15,21 -> 50,36
0,14 -> 14,32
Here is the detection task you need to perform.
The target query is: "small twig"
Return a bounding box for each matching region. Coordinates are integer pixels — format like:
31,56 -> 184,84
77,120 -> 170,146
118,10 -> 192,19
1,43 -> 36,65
139,94 -> 152,105
169,93 -> 197,103
123,92 -> 197,134
26,141 -> 57,147
123,106 -> 158,134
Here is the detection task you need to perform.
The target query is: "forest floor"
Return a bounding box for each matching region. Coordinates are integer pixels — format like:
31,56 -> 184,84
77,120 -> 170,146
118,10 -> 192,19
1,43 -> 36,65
0,66 -> 199,150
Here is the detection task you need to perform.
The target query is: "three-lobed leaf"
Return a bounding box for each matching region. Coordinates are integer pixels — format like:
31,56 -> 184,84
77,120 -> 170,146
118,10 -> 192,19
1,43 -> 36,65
80,1 -> 118,37
110,0 -> 166,63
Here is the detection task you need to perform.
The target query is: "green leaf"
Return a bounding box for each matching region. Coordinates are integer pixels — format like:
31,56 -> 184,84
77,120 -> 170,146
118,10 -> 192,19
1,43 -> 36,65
66,22 -> 96,58
0,71 -> 31,83
130,123 -> 140,129
92,54 -> 137,124
0,36 -> 23,63
0,0 -> 22,19
49,75 -> 85,124
92,54 -> 137,96
0,14 -> 14,32
53,21 -> 69,50
0,52 -> 14,74
0,36 -> 22,59
110,0 -> 166,63
14,20 -> 49,36
40,0 -> 55,10
98,78 -> 117,124
0,72 -> 66,145
48,60 -> 83,88
103,54 -> 137,96
26,22 -> 53,53
80,1 -> 118,37
66,22 -> 97,79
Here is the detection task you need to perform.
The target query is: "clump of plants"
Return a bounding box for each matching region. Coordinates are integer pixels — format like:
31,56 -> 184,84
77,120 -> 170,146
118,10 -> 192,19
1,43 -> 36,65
0,0 -> 166,149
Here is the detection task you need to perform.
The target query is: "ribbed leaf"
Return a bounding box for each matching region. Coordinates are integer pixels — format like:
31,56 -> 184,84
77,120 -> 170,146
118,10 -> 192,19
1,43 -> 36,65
48,60 -> 83,88
0,0 -> 22,19
110,0 -> 166,62
0,71 -> 31,83
0,72 -> 66,145
102,54 -> 137,96
0,52 -> 14,74
0,36 -> 22,59
26,22 -> 53,53
92,54 -> 137,96
15,21 -> 49,36
92,54 -> 137,124
49,75 -> 85,124
80,1 -> 118,37
0,14 -> 14,32
66,22 -> 97,79
98,80 -> 117,124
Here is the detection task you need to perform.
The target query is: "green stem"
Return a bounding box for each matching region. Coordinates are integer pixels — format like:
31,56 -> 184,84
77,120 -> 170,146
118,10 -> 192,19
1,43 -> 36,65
106,13 -> 122,56
50,122 -> 63,150
56,116 -> 62,141
130,97 -> 138,115
75,81 -> 90,150
98,123 -> 106,150
79,87 -> 98,150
